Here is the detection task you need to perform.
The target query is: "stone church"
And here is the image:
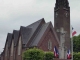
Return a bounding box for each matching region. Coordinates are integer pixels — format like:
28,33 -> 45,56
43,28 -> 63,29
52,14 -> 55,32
0,0 -> 71,60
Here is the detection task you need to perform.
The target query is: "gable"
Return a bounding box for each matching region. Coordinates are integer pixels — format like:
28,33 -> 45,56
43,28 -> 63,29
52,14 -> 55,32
27,18 -> 45,37
3,33 -> 12,59
4,33 -> 12,49
29,22 -> 50,47
20,26 -> 32,45
8,34 -> 13,48
13,30 -> 19,46
29,22 -> 59,47
38,29 -> 58,51
18,18 -> 45,47
26,18 -> 45,46
38,22 -> 59,46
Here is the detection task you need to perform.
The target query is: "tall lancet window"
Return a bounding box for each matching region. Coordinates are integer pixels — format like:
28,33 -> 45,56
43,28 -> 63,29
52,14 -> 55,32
18,36 -> 22,55
48,39 -> 52,50
11,40 -> 14,56
5,42 -> 8,56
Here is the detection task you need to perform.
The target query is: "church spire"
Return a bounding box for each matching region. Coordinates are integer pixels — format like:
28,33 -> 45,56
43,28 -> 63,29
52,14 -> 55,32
55,0 -> 69,9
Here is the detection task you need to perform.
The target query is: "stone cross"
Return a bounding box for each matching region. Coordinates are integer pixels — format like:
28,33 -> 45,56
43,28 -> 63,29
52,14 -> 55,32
59,27 -> 67,59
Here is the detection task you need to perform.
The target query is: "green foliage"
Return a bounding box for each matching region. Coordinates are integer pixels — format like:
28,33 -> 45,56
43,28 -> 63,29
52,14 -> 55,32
23,48 -> 54,60
73,52 -> 80,60
73,35 -> 80,52
44,51 -> 54,60
23,48 -> 44,60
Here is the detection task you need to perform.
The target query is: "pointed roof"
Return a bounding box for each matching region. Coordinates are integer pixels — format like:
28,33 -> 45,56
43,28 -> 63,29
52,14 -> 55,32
15,18 -> 45,48
18,18 -> 59,47
29,22 -> 50,47
29,22 -> 59,47
20,26 -> 32,45
27,18 -> 45,36
8,33 -> 13,48
25,18 -> 45,45
13,30 -> 19,46
4,18 -> 59,49
5,33 -> 12,48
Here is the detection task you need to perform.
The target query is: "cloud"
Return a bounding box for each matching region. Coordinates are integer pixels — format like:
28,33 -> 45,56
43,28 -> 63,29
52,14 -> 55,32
0,0 -> 80,53
68,0 -> 80,35
0,0 -> 35,19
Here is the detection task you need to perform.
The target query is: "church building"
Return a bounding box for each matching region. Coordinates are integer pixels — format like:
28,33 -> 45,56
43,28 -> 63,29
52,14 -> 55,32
0,0 -> 71,60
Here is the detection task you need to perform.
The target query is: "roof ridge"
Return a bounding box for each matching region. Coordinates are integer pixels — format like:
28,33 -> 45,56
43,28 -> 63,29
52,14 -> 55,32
27,18 -> 45,27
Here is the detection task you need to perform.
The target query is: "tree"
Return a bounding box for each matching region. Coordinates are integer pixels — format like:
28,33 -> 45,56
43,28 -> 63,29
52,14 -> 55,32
23,48 -> 44,60
73,35 -> 80,60
73,34 -> 80,52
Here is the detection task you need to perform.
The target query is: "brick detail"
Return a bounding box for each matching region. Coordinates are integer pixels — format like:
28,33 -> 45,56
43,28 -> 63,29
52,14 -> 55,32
38,29 -> 59,52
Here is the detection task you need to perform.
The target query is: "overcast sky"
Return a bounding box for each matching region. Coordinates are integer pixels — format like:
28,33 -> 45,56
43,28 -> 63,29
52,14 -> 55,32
0,0 -> 80,53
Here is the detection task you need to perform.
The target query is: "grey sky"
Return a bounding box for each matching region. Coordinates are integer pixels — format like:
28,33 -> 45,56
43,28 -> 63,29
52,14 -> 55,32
0,0 -> 80,53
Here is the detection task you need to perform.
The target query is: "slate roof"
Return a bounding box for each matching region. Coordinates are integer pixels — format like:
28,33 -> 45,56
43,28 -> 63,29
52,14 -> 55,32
29,22 -> 51,46
4,18 -> 45,48
20,26 -> 32,45
19,18 -> 45,46
8,33 -> 13,48
13,30 -> 19,46
4,18 -> 59,49
26,18 -> 45,39
22,18 -> 58,46
29,22 -> 59,47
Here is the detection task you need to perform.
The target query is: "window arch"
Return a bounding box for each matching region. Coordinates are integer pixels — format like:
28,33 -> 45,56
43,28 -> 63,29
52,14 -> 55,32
18,36 -> 22,55
48,40 -> 52,50
11,40 -> 14,56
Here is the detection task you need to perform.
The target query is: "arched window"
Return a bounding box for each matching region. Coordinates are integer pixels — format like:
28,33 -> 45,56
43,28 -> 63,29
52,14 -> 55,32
11,40 -> 14,56
48,40 -> 52,50
18,36 -> 22,55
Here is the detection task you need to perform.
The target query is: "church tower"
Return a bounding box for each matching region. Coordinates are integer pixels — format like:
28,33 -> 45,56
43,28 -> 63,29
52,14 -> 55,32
54,0 -> 70,49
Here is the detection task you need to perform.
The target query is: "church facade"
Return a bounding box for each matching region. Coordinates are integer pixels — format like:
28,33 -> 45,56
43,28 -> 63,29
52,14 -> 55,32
0,0 -> 71,60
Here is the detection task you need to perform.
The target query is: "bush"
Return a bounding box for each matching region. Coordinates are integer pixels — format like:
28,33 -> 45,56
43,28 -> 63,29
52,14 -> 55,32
23,48 -> 44,60
44,51 -> 54,60
23,48 -> 54,60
